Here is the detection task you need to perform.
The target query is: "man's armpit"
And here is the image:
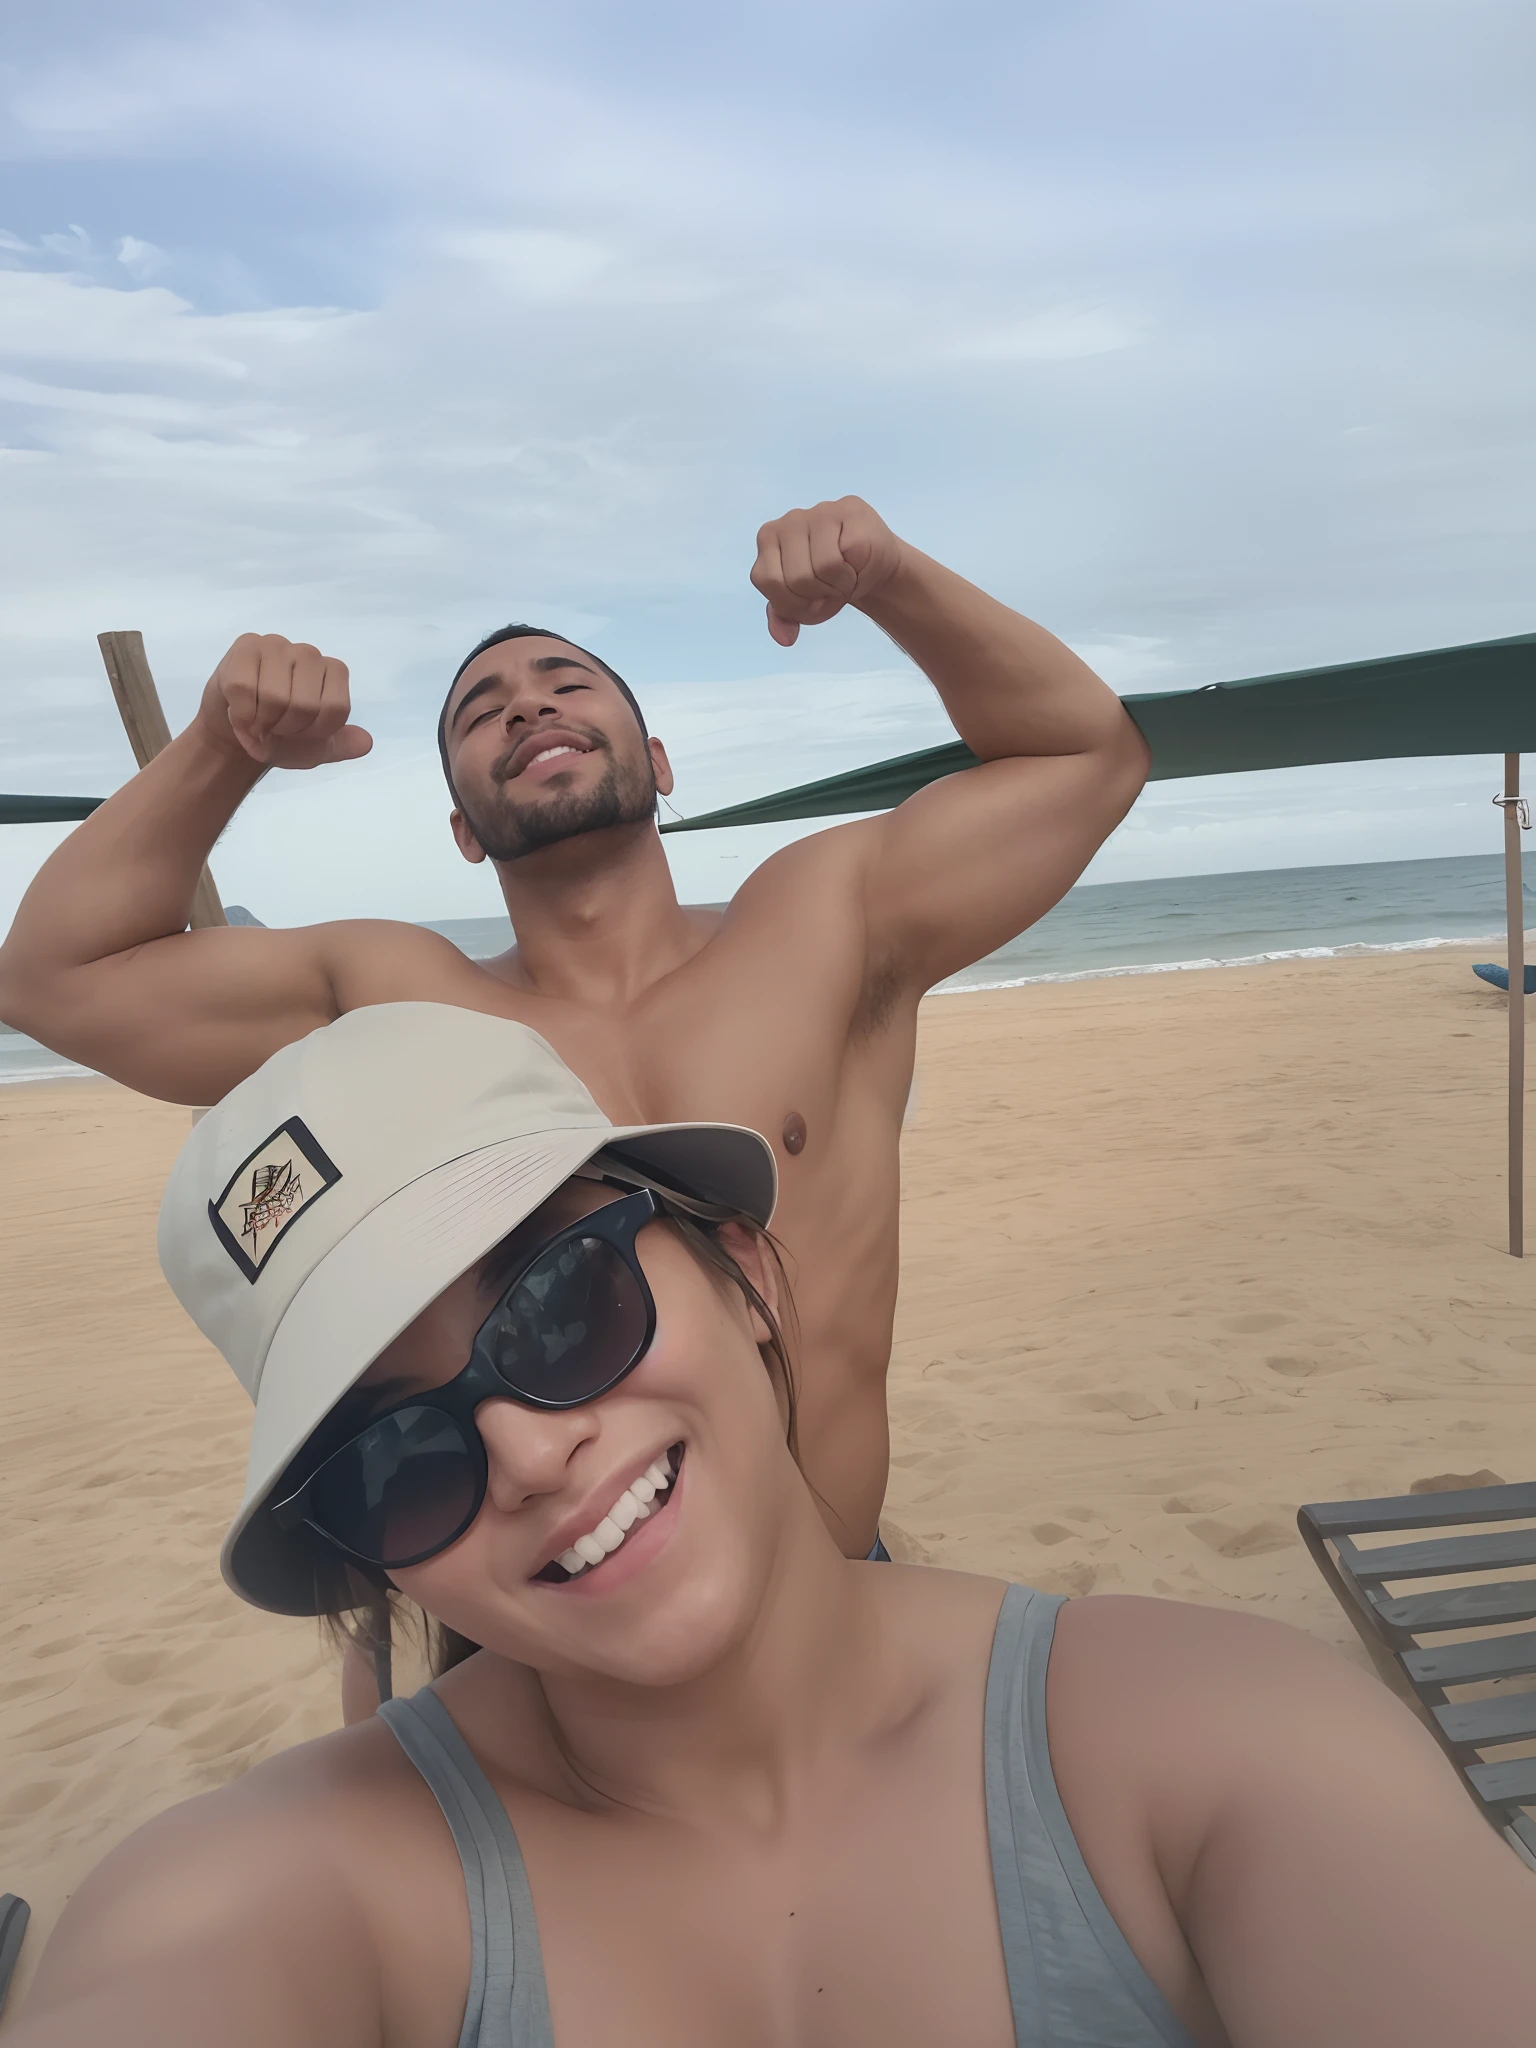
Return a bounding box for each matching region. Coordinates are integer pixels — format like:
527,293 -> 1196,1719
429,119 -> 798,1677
315,918 -> 481,1013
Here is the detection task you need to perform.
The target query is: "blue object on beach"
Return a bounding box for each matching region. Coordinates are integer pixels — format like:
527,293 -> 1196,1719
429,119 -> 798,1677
1472,962 -> 1536,994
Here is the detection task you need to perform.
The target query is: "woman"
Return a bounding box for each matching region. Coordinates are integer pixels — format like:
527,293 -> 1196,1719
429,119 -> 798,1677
14,1005 -> 1533,2048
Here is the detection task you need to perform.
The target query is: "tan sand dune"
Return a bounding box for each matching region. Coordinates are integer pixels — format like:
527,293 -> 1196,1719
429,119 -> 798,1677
3,939 -> 1534,2017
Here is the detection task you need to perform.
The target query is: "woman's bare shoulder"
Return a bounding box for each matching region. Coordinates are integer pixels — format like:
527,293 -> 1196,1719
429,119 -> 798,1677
1043,1602 -> 1536,2042
83,1712 -> 437,1897
15,1716 -> 467,2045
1042,1591 -> 1453,1891
1049,1585 -> 1355,1693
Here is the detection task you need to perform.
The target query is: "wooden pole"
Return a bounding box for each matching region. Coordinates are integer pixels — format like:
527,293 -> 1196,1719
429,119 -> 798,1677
1504,753 -> 1525,1258
97,632 -> 227,931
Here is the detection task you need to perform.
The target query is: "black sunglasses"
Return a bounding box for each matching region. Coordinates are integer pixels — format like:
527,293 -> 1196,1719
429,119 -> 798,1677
272,1187 -> 664,1573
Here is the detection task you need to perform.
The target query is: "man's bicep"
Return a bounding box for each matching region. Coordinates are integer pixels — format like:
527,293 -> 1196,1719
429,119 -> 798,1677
863,735 -> 1145,990
42,923 -> 340,1103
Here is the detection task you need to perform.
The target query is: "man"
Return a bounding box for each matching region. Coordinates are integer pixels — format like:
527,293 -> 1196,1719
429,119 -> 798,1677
0,497 -> 1148,1705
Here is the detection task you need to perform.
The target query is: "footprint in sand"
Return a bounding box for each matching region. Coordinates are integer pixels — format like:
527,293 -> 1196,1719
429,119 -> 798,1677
77,1466 -> 134,1491
1408,1469 -> 1505,1494
101,1649 -> 168,1687
3,1777 -> 61,1821
1030,1523 -> 1077,1546
28,1635 -> 83,1661
0,1674 -> 62,1705
1074,1389 -> 1163,1422
155,1689 -> 236,1732
1037,1559 -> 1117,1598
1264,1354 -> 1354,1380
1161,1492 -> 1231,1516
1187,1516 -> 1294,1559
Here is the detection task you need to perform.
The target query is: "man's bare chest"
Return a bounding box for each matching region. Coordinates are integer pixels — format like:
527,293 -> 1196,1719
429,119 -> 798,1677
415,942 -> 902,1173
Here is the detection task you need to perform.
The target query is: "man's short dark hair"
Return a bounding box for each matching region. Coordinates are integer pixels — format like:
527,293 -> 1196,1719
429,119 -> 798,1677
437,624 -> 648,800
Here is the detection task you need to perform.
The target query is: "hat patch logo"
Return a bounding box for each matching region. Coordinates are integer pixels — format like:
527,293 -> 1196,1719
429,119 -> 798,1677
209,1117 -> 341,1283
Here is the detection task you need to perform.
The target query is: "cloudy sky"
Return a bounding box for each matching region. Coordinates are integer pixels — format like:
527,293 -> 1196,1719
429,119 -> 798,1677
2,0 -> 1532,927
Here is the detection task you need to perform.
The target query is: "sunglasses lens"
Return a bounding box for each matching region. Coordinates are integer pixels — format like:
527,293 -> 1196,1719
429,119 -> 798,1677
488,1233 -> 649,1404
308,1407 -> 481,1568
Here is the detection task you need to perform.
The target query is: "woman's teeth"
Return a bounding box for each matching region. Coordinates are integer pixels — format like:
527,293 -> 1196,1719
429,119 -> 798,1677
557,1456 -> 673,1578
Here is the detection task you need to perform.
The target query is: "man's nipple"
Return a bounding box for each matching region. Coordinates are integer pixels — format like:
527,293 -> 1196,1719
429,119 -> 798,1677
782,1111 -> 807,1157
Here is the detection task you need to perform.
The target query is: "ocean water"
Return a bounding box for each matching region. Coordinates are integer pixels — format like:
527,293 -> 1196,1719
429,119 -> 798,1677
930,850 -> 1535,994
3,852 -> 1530,1084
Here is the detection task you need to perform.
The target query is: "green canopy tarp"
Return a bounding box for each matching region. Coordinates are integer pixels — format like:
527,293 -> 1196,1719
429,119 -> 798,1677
660,630 -> 1536,833
12,634 -> 1531,834
0,795 -> 104,825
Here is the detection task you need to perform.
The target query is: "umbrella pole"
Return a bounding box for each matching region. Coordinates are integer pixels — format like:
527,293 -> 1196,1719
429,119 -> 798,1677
1504,753 -> 1526,1257
97,631 -> 227,932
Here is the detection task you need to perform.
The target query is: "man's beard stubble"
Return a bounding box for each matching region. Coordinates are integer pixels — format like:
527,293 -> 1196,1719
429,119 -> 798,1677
457,745 -> 658,863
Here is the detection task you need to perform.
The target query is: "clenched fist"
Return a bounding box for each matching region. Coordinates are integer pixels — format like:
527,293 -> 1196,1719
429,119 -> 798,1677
750,497 -> 905,647
196,634 -> 373,770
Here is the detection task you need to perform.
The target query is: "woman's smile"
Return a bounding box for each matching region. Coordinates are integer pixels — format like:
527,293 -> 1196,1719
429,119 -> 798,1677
536,1441 -> 688,1581
535,1444 -> 687,1598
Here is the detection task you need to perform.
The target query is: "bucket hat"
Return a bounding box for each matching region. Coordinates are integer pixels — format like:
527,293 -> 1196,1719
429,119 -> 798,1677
157,1003 -> 777,1612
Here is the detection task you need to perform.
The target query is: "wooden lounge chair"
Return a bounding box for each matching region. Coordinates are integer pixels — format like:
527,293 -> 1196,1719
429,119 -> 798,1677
0,1894 -> 29,2017
1298,1478 -> 1536,1870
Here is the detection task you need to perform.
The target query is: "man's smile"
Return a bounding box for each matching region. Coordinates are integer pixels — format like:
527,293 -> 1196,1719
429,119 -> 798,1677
502,728 -> 598,783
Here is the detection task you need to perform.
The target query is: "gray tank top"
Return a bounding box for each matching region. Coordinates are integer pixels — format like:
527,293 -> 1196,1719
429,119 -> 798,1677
380,1584 -> 1197,2047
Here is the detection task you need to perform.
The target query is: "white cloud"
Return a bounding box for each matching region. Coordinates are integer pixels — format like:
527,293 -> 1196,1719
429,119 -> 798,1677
115,234 -> 170,279
0,0 -> 1532,941
0,265 -> 338,373
948,303 -> 1141,364
39,223 -> 91,257
439,229 -> 613,302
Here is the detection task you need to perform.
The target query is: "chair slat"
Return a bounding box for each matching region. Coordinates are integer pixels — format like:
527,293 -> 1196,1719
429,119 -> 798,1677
1367,1577 -> 1536,1635
1434,1690 -> 1536,1748
1338,1524 -> 1536,1584
1403,1630 -> 1536,1687
1299,1482 -> 1536,1539
0,1894 -> 30,2019
1466,1756 -> 1536,1806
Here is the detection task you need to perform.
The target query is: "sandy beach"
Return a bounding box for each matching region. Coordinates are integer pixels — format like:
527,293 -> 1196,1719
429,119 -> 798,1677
3,940 -> 1535,2015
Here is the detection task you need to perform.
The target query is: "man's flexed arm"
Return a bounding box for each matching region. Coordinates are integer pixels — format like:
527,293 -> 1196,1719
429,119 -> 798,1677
751,499 -> 1149,992
0,636 -> 374,1101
